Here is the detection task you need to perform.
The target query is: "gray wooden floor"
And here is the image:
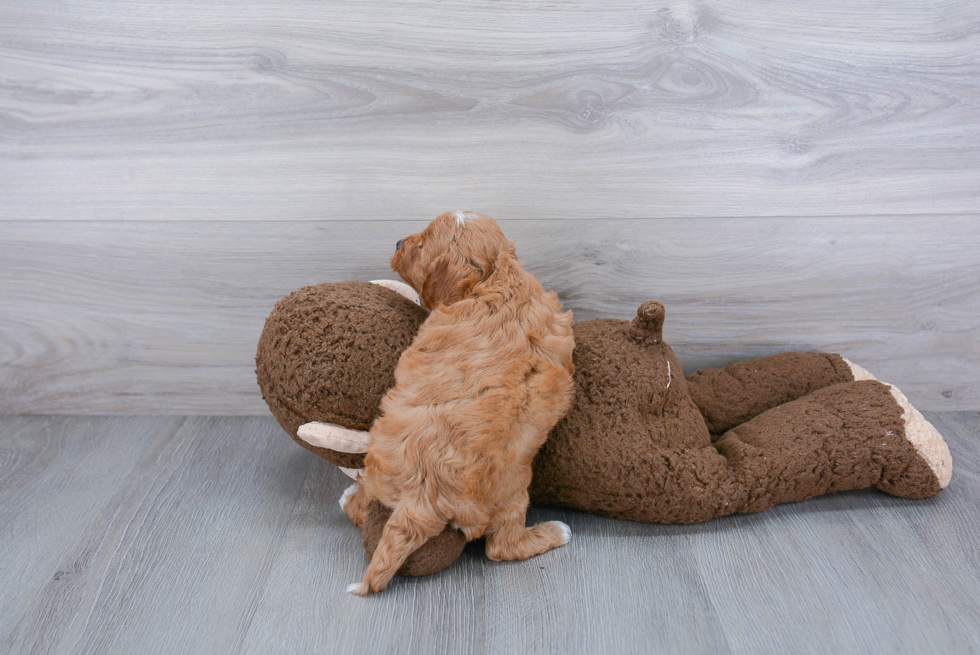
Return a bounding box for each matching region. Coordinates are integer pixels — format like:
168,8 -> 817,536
2,414 -> 978,654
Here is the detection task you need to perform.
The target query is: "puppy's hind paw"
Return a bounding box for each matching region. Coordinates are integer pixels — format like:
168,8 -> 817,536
552,520 -> 571,545
346,581 -> 369,596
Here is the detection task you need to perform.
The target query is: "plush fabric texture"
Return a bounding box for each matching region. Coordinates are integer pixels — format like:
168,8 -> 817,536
717,381 -> 944,503
256,281 -> 426,465
361,501 -> 467,577
256,282 -> 951,575
527,323 -> 930,523
685,352 -> 855,434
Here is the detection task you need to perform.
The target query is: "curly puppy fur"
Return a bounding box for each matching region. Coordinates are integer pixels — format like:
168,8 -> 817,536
343,211 -> 575,595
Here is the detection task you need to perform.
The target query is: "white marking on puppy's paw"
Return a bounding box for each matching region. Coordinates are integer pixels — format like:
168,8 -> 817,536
346,582 -> 368,596
553,521 -> 571,545
339,483 -> 359,513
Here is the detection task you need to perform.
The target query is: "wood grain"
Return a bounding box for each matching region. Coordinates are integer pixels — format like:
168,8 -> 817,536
237,452 -> 491,655
1,1 -> 979,221
688,410 -> 980,654
0,416 -> 182,643
1,416 -> 313,655
1,216 -> 977,414
2,414 -> 979,653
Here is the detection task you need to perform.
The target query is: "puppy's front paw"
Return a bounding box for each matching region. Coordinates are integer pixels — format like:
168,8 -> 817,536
339,482 -> 359,514
346,581 -> 368,596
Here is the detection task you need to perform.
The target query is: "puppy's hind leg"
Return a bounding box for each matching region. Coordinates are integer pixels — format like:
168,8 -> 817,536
347,502 -> 446,596
485,491 -> 570,562
339,481 -> 371,528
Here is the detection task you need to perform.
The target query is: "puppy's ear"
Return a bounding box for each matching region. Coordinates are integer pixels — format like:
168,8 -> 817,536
420,253 -> 479,310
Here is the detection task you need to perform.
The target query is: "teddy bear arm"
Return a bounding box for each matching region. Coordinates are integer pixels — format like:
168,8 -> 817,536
685,352 -> 856,434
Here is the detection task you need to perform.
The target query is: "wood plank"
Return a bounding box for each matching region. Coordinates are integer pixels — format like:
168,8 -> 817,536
688,411 -> 980,654
1,416 -> 313,655
1,216 -> 977,414
851,411 -> 980,653
0,416 -> 182,643
236,454 -> 491,655
240,461 -> 731,654
481,507 -> 732,654
687,493 -> 979,654
1,1 -> 978,222
2,414 -> 979,652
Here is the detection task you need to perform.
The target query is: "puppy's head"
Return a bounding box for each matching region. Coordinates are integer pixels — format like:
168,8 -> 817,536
391,211 -> 514,310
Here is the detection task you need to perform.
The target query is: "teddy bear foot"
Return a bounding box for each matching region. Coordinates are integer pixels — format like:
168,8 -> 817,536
842,359 -> 953,498
877,383 -> 953,499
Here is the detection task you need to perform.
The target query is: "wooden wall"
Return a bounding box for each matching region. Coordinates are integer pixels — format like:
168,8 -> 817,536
1,1 -> 978,413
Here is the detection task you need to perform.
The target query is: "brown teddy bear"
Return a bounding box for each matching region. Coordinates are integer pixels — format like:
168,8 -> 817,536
255,279 -> 952,577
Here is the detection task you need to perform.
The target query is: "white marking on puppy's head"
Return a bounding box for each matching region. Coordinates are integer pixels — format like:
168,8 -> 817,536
451,210 -> 474,226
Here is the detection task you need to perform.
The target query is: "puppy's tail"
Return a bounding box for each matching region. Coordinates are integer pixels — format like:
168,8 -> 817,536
347,502 -> 446,596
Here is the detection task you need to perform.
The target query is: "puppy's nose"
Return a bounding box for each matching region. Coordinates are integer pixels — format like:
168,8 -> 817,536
396,239 -> 404,250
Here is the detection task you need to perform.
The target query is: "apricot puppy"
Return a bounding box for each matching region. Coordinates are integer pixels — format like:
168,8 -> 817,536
343,211 -> 575,595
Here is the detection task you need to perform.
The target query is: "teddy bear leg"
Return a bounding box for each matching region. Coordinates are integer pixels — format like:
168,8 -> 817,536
347,502 -> 448,595
712,379 -> 952,515
685,352 -> 857,434
360,501 -> 467,578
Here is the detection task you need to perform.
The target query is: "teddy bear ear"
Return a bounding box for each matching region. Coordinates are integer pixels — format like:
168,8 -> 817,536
296,422 -> 368,479
370,279 -> 421,305
297,421 -> 369,453
630,301 -> 666,345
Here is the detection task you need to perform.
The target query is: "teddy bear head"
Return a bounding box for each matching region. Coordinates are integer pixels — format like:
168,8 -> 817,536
256,281 -> 428,468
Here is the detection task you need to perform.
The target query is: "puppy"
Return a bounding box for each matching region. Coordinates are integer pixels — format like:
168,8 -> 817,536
343,211 -> 575,595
